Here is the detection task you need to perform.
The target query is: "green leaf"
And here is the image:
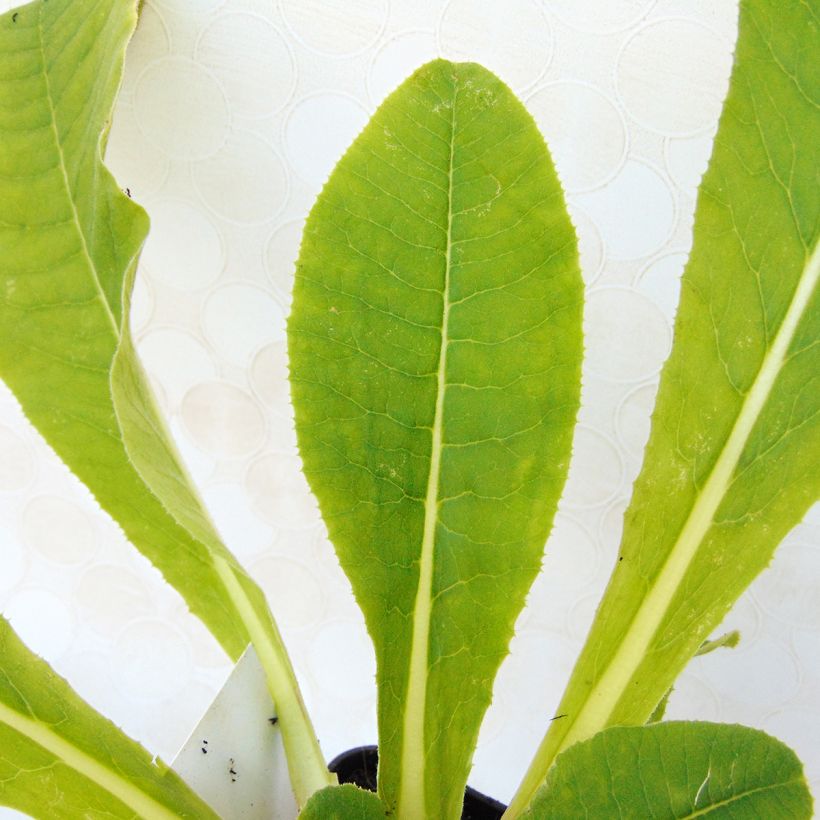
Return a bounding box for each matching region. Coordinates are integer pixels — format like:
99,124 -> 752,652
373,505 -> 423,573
0,0 -> 330,803
299,785 -> 388,820
0,616 -> 219,819
509,0 -> 819,811
289,59 -> 582,819
0,0 -> 242,662
524,722 -> 813,819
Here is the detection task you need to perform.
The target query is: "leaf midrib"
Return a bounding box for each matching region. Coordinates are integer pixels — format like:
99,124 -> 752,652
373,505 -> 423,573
397,74 -> 458,820
684,775 -> 806,818
0,700 -> 179,820
36,0 -> 119,336
551,238 -> 820,760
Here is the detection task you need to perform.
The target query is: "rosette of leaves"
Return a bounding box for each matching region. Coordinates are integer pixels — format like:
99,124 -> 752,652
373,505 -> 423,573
0,0 -> 815,817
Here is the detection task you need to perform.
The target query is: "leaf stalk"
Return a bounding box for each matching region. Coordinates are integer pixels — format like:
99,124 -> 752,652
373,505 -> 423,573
213,557 -> 336,806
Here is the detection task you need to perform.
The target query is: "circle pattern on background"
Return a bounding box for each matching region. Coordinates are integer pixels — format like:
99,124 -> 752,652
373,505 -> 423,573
181,382 -> 266,459
136,328 -> 217,404
576,160 -> 675,260
202,284 -> 286,366
122,1 -> 170,83
617,19 -> 733,135
698,637 -> 801,707
251,556 -> 326,629
561,425 -> 624,509
635,252 -> 687,321
585,287 -> 672,382
76,565 -> 155,636
0,538 -> 25,594
135,58 -> 230,160
105,103 -> 170,197
570,206 -> 605,286
753,538 -> 820,629
536,513 -> 600,592
22,495 -> 97,565
367,30 -> 438,105
280,0 -> 389,57
245,453 -> 318,529
306,619 -> 376,700
193,131 -> 289,224
265,219 -> 305,303
0,425 -> 34,492
527,82 -> 626,192
549,0 -> 656,34
196,14 -> 296,118
665,132 -> 716,191
664,673 -> 721,722
200,483 -> 274,561
285,94 -> 370,189
438,0 -> 553,92
153,0 -> 224,14
112,619 -> 193,702
5,590 -> 74,659
616,382 -> 658,457
130,274 -> 155,335
140,199 -> 225,290
250,342 -> 292,416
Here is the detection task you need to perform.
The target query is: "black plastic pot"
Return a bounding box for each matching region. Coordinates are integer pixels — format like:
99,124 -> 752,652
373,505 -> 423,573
328,746 -> 507,819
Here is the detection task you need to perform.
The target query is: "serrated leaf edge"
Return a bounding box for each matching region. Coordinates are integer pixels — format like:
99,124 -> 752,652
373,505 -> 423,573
554,239 -> 818,755
0,700 -> 179,820
506,239 -> 819,818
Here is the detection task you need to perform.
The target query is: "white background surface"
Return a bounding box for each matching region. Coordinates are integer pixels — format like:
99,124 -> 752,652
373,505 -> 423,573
0,0 -> 818,814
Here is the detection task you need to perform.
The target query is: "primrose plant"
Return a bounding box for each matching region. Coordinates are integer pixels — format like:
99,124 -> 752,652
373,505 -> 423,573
0,0 -> 817,818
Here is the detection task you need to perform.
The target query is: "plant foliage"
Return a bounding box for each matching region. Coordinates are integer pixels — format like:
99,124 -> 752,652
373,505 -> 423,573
0,0 -> 815,818
0,0 -> 330,804
289,58 -> 583,819
510,1 -> 819,807
524,722 -> 813,819
0,617 -> 219,819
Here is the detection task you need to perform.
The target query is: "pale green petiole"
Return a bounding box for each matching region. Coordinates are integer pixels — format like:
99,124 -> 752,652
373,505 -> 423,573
213,557 -> 336,804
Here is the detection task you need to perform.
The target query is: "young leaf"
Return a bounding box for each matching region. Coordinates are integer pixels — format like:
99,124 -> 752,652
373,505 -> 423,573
0,0 -> 330,803
289,59 -> 582,819
0,616 -> 219,819
647,631 -> 739,724
509,0 -> 819,811
299,785 -> 387,820
694,630 -> 740,658
523,722 -> 813,819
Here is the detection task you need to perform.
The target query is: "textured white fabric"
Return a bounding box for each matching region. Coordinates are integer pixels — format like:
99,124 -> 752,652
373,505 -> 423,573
0,0 -> 817,813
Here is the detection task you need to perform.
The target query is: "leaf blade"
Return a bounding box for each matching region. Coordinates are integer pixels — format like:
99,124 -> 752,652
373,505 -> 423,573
509,0 -> 820,811
524,722 -> 812,819
289,59 -> 582,819
298,785 -> 388,820
0,0 -> 246,660
0,616 -> 219,820
0,0 -> 331,803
